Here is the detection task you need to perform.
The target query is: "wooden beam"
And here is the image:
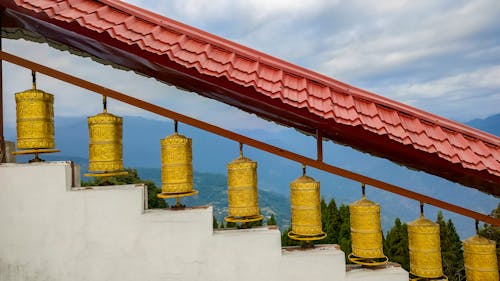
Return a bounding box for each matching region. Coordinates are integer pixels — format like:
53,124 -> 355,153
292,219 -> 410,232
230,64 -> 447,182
1,50 -> 497,226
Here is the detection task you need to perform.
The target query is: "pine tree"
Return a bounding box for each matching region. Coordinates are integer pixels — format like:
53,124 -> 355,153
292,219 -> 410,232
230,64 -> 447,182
320,198 -> 339,244
246,219 -> 263,228
225,221 -> 237,228
437,212 -> 465,281
281,225 -> 300,246
321,198 -> 331,242
213,216 -> 219,229
267,214 -> 277,226
384,218 -> 409,271
328,199 -> 340,244
337,204 -> 352,259
479,202 -> 500,270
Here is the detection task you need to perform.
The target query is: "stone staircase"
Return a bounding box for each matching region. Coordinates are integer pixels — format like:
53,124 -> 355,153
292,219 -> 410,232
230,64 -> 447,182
0,162 -> 408,281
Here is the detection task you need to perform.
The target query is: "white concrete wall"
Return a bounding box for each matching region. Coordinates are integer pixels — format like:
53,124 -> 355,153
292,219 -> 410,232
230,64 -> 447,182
0,162 -> 408,281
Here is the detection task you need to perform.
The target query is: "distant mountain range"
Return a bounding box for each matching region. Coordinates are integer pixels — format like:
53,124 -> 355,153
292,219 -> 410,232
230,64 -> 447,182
139,168 -> 292,229
464,113 -> 500,136
4,113 -> 499,238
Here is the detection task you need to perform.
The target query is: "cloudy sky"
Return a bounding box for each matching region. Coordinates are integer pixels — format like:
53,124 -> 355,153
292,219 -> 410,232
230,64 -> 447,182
2,0 -> 500,132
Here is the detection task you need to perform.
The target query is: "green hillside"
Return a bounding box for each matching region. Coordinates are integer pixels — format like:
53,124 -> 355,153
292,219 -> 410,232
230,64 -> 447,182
138,168 -> 291,230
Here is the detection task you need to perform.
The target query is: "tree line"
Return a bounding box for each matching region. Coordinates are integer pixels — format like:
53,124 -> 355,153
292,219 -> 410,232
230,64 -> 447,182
278,198 -> 499,281
84,170 -> 499,281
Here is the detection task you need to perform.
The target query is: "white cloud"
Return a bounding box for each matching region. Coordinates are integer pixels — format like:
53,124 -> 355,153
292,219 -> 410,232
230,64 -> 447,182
319,0 -> 500,80
373,65 -> 500,121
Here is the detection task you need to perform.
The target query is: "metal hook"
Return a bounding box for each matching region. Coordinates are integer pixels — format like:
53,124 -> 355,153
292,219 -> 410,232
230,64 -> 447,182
361,183 -> 366,198
239,142 -> 243,157
302,164 -> 306,176
420,202 -> 424,217
102,96 -> 107,112
174,120 -> 178,133
32,70 -> 36,90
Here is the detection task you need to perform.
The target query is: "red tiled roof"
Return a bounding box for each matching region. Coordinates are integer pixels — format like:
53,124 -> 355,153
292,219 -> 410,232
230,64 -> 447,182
1,0 -> 499,195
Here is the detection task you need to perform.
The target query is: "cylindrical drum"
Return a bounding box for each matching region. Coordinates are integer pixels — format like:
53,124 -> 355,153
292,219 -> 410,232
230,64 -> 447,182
463,235 -> 498,281
349,196 -> 385,258
161,133 -> 193,194
408,216 -> 443,279
290,175 -> 323,236
87,112 -> 124,172
15,89 -> 55,149
227,156 -> 259,218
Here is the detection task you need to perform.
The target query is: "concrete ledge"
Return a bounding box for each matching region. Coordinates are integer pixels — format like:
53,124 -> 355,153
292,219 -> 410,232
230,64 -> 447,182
346,263 -> 409,281
281,244 -> 346,281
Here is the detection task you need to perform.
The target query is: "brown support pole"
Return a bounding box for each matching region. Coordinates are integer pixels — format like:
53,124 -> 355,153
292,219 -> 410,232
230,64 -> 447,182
0,12 -> 5,163
0,50 -> 498,226
316,129 -> 323,162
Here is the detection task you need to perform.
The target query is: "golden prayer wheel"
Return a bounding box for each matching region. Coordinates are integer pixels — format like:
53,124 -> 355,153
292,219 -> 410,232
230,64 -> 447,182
16,89 -> 54,149
288,166 -> 326,241
13,71 -> 59,162
157,122 -> 198,207
408,214 -> 446,280
225,147 -> 263,224
84,97 -> 127,177
348,185 -> 388,266
463,234 -> 498,281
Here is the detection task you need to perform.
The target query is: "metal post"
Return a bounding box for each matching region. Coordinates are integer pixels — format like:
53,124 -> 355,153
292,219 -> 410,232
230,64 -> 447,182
316,129 -> 323,162
0,12 -> 4,163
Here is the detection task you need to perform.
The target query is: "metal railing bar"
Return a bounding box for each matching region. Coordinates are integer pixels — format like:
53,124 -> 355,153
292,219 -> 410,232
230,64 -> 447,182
1,50 -> 497,226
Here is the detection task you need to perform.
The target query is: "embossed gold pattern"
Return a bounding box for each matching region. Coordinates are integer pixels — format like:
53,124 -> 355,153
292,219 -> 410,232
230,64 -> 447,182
160,132 -> 194,194
15,89 -> 55,149
87,111 -> 124,173
463,234 -> 498,281
349,196 -> 387,260
226,155 -> 262,222
288,175 -> 326,241
408,216 -> 444,279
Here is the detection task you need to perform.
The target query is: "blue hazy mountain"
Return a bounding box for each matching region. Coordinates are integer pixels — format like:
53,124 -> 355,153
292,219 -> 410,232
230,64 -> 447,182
466,113 -> 500,136
4,114 -> 498,237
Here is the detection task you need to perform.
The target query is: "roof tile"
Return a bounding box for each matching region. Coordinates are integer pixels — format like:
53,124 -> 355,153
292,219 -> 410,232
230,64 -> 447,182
125,18 -> 155,36
377,106 -> 401,126
359,112 -> 385,131
353,98 -> 378,117
471,139 -> 494,158
447,131 -> 470,150
152,29 -> 182,46
81,13 -> 113,32
331,92 -> 355,110
68,0 -> 101,14
399,114 -> 424,134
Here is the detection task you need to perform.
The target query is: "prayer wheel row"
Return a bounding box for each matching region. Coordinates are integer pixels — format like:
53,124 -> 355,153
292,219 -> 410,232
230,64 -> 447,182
13,77 -> 497,280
